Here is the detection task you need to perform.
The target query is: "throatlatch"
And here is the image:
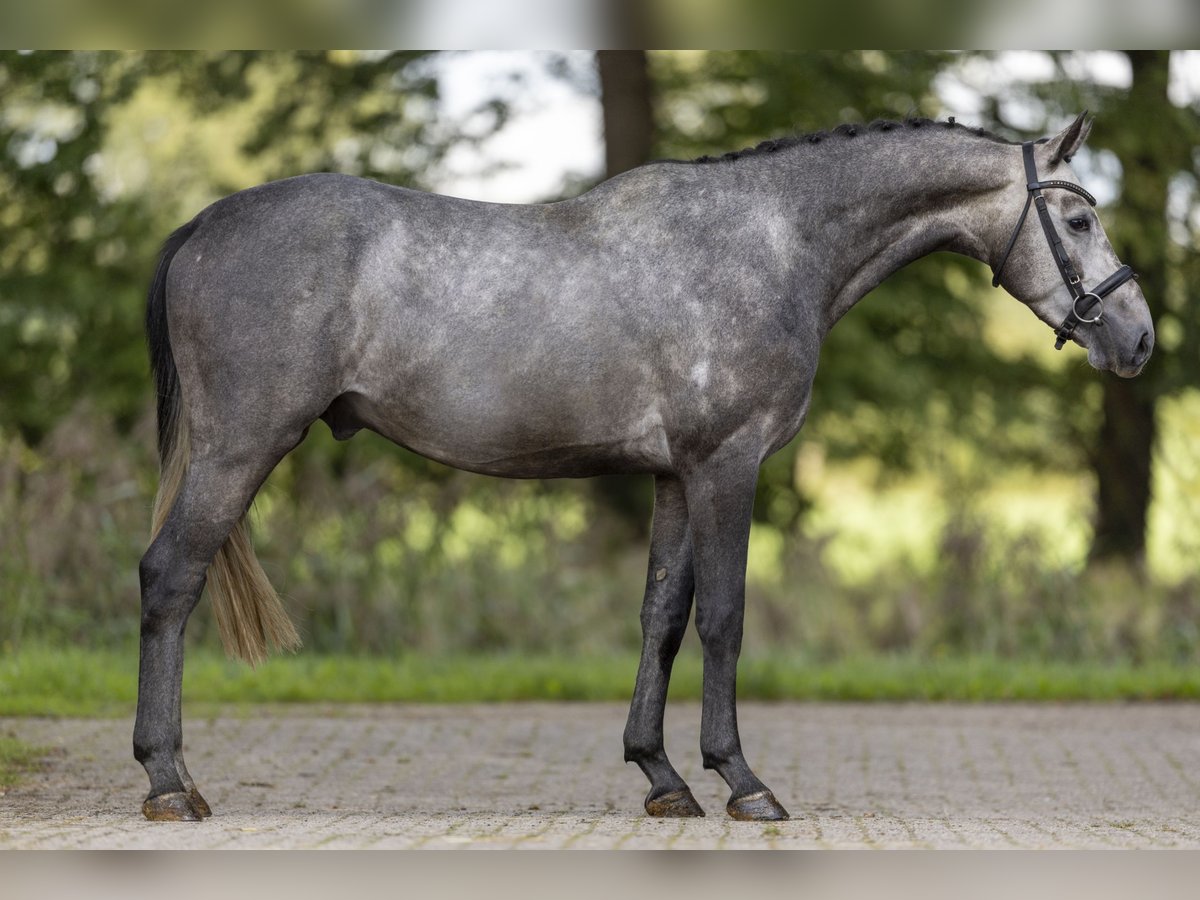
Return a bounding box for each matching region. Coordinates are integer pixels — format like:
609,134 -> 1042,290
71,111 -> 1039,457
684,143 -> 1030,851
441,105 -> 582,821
991,141 -> 1137,350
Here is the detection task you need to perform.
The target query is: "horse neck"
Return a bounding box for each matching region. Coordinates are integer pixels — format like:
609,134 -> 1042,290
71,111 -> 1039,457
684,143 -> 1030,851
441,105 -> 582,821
763,133 -> 1017,335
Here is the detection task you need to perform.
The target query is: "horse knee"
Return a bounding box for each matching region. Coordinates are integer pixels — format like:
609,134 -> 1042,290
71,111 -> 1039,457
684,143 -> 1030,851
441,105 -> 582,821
623,724 -> 664,763
624,738 -> 661,764
133,732 -> 158,765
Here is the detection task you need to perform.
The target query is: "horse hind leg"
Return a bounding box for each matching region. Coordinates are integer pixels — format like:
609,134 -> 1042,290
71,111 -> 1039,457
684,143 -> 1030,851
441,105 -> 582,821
623,475 -> 705,817
134,421 -> 305,821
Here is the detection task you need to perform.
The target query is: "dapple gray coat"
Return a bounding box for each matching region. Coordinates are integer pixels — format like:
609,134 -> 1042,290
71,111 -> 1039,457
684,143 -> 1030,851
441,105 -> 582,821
134,114 -> 1153,822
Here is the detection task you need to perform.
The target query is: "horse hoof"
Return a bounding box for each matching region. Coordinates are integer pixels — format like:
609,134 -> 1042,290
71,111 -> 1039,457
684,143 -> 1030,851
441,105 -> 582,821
187,787 -> 212,818
727,790 -> 789,821
142,791 -> 204,822
645,788 -> 705,818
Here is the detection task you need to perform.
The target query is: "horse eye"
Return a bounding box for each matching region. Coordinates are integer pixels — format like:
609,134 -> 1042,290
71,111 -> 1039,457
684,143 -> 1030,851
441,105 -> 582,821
1068,217 -> 1090,232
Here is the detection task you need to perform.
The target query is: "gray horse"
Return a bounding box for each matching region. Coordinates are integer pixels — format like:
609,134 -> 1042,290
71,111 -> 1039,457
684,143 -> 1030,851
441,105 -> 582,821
134,113 -> 1153,822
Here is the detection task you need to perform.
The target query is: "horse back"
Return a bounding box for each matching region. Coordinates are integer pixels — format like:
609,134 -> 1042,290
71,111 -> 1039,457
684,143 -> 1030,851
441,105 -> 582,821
164,171 -> 815,476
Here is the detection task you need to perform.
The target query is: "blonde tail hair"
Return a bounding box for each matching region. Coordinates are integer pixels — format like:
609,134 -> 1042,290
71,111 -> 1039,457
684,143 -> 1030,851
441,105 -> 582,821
150,408 -> 301,667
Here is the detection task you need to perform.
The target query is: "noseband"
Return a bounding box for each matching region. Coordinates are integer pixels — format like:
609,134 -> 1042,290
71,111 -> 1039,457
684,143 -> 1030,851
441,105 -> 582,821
991,141 -> 1137,350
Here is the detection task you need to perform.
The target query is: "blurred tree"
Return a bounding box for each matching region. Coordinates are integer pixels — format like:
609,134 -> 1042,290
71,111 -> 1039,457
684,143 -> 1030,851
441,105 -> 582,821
1088,51 -> 1194,565
0,52 -> 142,441
0,51 -> 447,444
597,50 -> 654,179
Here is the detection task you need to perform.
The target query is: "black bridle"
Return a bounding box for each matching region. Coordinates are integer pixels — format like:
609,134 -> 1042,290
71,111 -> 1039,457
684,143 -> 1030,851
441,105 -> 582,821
991,141 -> 1137,350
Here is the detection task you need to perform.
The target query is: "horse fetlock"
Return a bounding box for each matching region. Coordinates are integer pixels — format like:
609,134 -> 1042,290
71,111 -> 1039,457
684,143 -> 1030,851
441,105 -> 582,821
132,733 -> 171,767
700,752 -> 723,771
624,747 -> 665,769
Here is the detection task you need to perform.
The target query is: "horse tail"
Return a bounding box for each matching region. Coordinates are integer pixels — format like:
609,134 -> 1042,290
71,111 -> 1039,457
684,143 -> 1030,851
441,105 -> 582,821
146,219 -> 300,667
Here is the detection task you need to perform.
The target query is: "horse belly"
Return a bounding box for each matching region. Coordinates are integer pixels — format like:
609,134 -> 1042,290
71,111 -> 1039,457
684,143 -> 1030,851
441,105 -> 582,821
329,389 -> 672,479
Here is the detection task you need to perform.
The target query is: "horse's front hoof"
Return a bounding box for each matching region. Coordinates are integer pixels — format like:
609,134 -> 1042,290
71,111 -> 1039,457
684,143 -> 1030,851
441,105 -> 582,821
645,787 -> 705,818
727,790 -> 789,821
142,791 -> 205,822
187,787 -> 212,818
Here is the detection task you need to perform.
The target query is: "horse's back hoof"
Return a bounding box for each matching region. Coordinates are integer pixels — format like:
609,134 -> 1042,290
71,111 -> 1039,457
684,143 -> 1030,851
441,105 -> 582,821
726,790 -> 789,821
187,787 -> 212,818
645,788 -> 705,818
142,791 -> 204,822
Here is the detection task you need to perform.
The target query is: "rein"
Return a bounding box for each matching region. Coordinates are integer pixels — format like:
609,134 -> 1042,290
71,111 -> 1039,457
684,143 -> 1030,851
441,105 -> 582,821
991,141 -> 1137,350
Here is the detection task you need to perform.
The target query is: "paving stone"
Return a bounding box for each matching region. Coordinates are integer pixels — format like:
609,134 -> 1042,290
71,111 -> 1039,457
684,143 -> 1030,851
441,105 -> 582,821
4,703 -> 1200,848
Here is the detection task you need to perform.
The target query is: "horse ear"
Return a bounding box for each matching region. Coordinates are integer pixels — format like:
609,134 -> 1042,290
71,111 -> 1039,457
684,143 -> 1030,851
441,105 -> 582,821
1041,111 -> 1092,167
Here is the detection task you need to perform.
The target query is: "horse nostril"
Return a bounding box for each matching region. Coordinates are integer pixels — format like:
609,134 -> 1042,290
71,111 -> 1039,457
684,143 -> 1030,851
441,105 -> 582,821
1133,331 -> 1153,366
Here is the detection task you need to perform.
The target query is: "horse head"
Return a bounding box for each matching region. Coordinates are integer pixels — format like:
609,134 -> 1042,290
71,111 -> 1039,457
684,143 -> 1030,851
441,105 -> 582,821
992,112 -> 1154,377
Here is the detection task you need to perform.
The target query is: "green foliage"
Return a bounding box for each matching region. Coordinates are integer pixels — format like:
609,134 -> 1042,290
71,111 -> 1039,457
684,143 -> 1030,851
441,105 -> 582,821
0,51 -> 446,444
5,401 -> 1199,664
651,51 -> 952,160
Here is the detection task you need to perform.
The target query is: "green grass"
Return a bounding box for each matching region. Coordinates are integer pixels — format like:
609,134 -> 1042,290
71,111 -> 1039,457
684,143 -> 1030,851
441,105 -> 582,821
4,645 -> 1200,717
0,734 -> 48,787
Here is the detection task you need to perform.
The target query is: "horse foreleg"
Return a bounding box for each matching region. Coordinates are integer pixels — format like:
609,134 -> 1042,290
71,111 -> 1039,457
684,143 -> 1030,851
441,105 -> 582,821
683,451 -> 789,821
623,475 -> 704,817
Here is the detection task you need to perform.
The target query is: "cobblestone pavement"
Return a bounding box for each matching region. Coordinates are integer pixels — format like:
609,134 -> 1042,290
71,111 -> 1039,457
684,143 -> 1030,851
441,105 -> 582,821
4,703 -> 1200,848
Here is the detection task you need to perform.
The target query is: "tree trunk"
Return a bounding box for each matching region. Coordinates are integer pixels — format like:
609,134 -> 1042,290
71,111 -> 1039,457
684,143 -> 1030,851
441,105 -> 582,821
1089,51 -> 1172,566
1091,378 -> 1157,563
596,51 -> 653,179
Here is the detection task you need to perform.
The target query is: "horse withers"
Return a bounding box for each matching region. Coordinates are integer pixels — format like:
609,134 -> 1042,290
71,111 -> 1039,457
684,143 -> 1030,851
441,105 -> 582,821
134,113 -> 1152,822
